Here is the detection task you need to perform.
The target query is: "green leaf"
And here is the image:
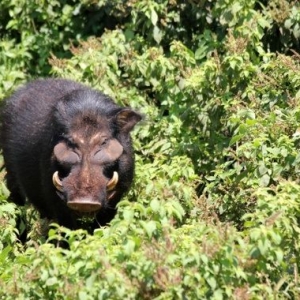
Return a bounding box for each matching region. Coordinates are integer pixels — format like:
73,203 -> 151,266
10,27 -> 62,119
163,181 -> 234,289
151,9 -> 158,26
260,174 -> 270,187
207,277 -> 217,290
78,291 -> 88,300
150,199 -> 160,212
229,134 -> 244,146
46,277 -> 57,286
140,220 -> 157,237
153,26 -> 162,44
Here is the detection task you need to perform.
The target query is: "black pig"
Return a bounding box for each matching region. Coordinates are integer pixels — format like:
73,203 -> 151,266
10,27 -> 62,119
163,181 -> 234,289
0,78 -> 142,230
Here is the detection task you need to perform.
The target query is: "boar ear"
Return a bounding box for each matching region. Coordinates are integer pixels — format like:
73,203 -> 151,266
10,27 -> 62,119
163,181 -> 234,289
115,109 -> 142,133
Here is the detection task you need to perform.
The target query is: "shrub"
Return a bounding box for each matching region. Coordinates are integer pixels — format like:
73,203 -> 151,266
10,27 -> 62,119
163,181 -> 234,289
1,0 -> 300,298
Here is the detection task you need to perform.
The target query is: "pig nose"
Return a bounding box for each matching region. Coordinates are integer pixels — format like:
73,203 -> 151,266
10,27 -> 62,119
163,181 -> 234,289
67,198 -> 101,212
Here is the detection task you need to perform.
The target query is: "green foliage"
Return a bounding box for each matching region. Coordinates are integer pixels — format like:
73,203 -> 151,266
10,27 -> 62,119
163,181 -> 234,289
1,0 -> 300,298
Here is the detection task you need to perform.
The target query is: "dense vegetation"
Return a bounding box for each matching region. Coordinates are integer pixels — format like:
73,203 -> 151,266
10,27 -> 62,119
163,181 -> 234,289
1,0 -> 300,298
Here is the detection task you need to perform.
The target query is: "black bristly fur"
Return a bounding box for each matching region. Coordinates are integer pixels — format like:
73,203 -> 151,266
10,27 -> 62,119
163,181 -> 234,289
0,78 -> 142,232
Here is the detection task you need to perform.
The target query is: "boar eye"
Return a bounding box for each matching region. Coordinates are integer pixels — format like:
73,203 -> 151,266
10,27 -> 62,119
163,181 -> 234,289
101,139 -> 108,146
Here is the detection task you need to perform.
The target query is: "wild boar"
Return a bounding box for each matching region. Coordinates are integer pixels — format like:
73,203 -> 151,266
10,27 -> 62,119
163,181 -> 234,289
0,78 -> 142,230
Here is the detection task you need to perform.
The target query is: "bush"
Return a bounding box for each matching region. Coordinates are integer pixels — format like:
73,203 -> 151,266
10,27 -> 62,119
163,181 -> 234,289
1,0 -> 300,298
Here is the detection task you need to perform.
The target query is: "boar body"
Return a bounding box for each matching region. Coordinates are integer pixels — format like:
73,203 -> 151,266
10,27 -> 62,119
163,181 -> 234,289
1,78 -> 141,229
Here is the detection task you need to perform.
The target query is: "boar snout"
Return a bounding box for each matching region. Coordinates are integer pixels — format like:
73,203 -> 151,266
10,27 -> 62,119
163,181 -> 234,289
67,198 -> 102,212
58,171 -> 119,213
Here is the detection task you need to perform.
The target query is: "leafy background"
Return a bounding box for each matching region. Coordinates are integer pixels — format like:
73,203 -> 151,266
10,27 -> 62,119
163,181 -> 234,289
1,0 -> 300,298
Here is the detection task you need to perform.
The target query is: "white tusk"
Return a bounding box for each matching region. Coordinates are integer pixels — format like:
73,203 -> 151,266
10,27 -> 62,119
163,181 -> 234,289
52,171 -> 63,192
107,171 -> 118,191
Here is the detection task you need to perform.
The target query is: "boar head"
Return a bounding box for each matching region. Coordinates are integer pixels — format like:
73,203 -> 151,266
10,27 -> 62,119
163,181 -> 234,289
52,90 -> 141,215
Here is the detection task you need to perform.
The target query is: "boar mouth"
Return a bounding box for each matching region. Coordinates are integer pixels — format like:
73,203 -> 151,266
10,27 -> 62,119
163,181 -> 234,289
52,171 -> 119,212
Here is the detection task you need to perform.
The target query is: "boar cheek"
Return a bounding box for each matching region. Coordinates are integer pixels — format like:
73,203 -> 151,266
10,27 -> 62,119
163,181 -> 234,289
53,142 -> 80,165
52,142 -> 80,196
92,139 -> 123,164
